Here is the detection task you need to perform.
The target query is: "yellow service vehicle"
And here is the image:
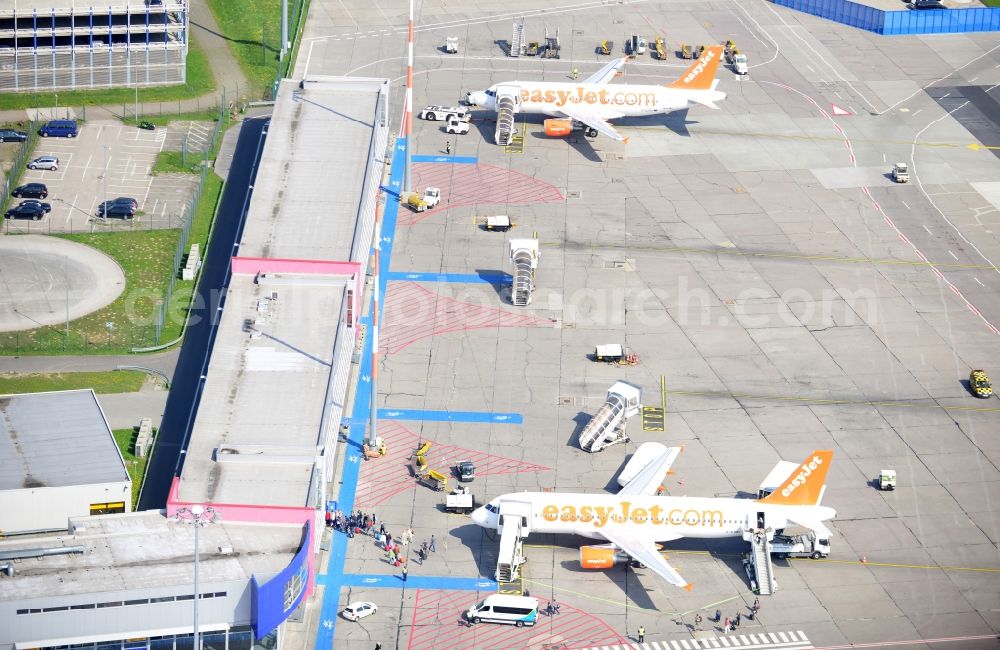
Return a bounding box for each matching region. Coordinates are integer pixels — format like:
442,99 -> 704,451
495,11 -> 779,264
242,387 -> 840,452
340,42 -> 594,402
970,369 -> 993,398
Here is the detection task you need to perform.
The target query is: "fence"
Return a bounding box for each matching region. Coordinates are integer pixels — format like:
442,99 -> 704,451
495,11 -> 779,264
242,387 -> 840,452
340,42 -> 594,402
151,102 -> 227,345
772,0 -> 1000,35
0,124 -> 39,213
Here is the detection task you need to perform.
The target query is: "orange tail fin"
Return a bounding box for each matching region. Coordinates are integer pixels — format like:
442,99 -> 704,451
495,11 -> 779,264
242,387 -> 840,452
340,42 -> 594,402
668,46 -> 723,90
760,450 -> 833,506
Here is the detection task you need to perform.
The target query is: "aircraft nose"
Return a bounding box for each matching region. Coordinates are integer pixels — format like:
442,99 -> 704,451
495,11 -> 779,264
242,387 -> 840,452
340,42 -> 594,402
470,506 -> 489,527
467,91 -> 487,107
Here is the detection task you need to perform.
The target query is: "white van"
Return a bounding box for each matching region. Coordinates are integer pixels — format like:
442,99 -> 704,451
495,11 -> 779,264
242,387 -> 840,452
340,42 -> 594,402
465,594 -> 539,627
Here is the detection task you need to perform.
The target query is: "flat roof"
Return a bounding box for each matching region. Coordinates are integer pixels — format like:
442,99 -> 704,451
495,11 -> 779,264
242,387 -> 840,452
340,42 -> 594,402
0,389 -> 128,490
239,76 -> 385,262
177,76 -> 387,508
176,276 -> 351,506
0,511 -> 300,603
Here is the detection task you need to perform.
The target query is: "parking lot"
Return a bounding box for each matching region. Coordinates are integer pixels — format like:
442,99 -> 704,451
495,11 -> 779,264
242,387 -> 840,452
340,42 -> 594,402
5,119 -> 205,234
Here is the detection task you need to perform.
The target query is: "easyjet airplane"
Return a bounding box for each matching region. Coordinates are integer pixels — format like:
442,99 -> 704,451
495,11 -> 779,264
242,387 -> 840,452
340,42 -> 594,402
466,46 -> 727,143
471,445 -> 836,590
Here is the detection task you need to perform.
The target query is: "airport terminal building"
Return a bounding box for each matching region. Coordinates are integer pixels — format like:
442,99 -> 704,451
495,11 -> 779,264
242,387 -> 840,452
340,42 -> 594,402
0,76 -> 389,649
0,1 -> 188,93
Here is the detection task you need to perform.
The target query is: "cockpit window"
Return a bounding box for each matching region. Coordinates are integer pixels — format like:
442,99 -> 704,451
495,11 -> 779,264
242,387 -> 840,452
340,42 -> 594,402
486,89 -> 496,97
485,503 -> 499,514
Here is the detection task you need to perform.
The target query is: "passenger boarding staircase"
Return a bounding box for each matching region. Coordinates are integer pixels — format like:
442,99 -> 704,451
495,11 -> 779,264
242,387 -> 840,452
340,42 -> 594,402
494,85 -> 520,146
496,502 -> 531,582
510,18 -> 525,57
744,515 -> 777,595
578,382 -> 642,452
508,238 -> 539,306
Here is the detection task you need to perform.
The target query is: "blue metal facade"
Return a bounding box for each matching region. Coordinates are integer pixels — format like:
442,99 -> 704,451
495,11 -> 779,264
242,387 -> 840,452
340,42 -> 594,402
772,0 -> 1000,35
250,521 -> 313,637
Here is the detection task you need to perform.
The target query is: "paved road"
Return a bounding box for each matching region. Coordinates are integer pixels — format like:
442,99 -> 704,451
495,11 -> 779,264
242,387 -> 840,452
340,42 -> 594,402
137,117 -> 269,511
0,348 -> 180,376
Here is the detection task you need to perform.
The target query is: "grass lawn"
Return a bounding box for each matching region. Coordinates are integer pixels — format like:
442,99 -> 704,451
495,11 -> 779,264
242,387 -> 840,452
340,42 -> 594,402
208,0 -> 309,92
980,0 -> 999,5
0,39 -> 214,112
0,370 -> 146,395
113,427 -> 151,510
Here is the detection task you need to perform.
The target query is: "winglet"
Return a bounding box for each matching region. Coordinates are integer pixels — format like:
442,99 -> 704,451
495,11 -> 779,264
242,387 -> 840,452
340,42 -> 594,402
669,46 -> 723,90
760,450 -> 834,506
684,583 -> 694,592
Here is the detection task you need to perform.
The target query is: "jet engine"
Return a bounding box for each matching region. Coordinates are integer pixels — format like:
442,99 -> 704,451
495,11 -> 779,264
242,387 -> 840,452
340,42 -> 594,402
544,119 -> 574,138
579,545 -> 630,569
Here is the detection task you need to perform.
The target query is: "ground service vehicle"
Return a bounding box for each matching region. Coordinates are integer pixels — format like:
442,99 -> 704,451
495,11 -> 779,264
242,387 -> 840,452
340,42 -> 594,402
732,53 -> 749,75
485,215 -> 512,232
771,532 -> 830,559
445,485 -> 475,513
407,187 -> 441,212
892,162 -> 909,183
39,119 -> 78,137
878,469 -> 897,490
465,595 -> 539,627
456,460 -> 475,482
445,36 -> 458,53
28,156 -> 59,170
342,602 -> 377,621
598,40 -> 613,55
446,117 -> 469,135
970,369 -> 992,398
12,183 -> 48,198
419,105 -> 468,121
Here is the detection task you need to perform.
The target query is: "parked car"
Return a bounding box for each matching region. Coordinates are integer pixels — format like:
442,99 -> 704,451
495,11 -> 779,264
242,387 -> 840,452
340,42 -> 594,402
5,203 -> 46,220
12,182 -> 48,198
341,601 -> 377,621
0,128 -> 28,142
97,199 -> 136,219
28,156 -> 59,171
110,196 -> 138,210
39,119 -> 78,138
17,200 -> 52,213
911,0 -> 945,7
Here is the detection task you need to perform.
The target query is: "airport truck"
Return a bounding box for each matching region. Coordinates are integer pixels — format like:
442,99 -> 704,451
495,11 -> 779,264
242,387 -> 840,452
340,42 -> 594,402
408,187 -> 441,212
771,532 -> 830,559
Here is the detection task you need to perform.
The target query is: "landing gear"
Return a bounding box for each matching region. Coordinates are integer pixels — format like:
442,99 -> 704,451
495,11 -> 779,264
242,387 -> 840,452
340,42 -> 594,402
585,127 -> 598,138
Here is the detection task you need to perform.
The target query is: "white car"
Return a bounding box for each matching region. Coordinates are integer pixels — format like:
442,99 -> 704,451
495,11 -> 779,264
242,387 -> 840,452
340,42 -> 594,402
419,105 -> 469,122
446,117 -> 470,135
28,156 -> 59,171
342,601 -> 378,621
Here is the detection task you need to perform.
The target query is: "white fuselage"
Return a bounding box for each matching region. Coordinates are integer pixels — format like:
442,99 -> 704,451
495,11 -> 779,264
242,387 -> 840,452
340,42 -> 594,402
470,82 -> 725,118
472,492 -> 835,542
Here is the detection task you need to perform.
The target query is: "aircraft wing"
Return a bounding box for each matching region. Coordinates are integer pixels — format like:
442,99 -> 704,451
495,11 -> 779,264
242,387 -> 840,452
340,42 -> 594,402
599,523 -> 692,591
618,446 -> 683,496
784,514 -> 832,539
555,105 -> 627,142
584,57 -> 628,85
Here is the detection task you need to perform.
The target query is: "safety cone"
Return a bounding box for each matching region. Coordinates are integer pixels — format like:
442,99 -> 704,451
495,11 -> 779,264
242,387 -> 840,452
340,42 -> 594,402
860,555 -> 867,563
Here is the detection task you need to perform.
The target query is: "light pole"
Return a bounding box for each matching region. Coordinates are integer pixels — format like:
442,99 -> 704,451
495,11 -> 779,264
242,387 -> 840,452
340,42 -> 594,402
102,145 -> 111,217
174,505 -> 219,650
